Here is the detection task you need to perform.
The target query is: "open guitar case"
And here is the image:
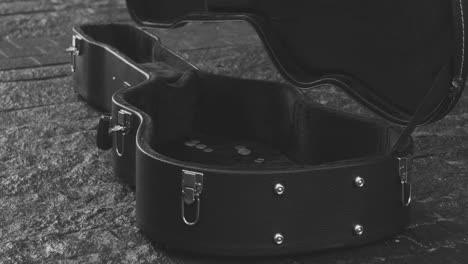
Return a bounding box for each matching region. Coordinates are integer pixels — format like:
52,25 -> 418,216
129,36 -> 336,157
69,0 -> 468,256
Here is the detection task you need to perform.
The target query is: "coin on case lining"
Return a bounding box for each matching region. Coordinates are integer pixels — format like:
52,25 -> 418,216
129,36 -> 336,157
185,142 -> 196,147
238,148 -> 251,156
196,144 -> 207,150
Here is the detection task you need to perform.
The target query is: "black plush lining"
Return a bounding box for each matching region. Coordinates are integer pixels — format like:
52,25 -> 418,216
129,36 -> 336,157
124,66 -> 392,168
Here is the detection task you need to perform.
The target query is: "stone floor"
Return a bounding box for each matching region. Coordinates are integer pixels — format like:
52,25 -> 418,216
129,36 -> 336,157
1,0 -> 468,263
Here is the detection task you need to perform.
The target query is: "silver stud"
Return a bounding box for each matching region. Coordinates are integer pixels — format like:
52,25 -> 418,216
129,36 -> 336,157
204,148 -> 213,153
354,225 -> 364,236
274,183 -> 285,195
354,176 -> 365,188
273,233 -> 284,245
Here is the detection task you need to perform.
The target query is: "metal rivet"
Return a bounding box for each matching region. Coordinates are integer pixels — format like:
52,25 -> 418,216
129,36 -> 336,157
354,225 -> 364,236
204,148 -> 213,153
354,176 -> 365,188
274,183 -> 285,195
273,233 -> 284,245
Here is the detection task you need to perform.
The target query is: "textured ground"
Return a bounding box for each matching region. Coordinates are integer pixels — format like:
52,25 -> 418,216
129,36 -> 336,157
1,1 -> 468,263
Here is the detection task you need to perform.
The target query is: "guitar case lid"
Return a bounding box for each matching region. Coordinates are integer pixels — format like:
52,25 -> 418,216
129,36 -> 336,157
125,0 -> 468,125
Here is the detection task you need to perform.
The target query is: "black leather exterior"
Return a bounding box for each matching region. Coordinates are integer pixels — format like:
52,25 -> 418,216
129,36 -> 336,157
135,150 -> 409,256
70,24 -> 419,256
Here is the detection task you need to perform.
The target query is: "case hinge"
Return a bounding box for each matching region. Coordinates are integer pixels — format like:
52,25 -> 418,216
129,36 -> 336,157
66,35 -> 82,72
398,156 -> 412,206
181,170 -> 204,226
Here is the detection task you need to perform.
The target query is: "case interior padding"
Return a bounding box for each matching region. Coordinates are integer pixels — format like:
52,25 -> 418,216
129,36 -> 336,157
124,71 -> 392,168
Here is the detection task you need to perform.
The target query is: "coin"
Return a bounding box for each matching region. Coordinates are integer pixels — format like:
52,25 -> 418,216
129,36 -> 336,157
196,144 -> 207,150
238,148 -> 251,156
184,142 -> 196,147
254,158 -> 265,163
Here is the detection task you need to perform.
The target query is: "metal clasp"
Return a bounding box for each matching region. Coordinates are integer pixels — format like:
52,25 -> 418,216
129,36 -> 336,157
398,156 -> 413,206
66,35 -> 82,72
181,170 -> 204,226
111,109 -> 132,156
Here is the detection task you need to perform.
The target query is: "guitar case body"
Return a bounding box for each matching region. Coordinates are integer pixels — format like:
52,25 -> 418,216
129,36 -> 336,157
69,0 -> 468,256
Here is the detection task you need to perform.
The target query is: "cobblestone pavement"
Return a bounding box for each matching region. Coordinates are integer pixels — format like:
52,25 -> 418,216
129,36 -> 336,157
1,0 -> 468,263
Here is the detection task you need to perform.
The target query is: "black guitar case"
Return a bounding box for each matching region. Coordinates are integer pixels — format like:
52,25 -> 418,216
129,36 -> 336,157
69,0 -> 468,256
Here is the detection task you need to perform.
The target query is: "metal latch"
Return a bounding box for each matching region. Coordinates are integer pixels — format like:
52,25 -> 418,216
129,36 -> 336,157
181,170 -> 204,226
66,35 -> 82,72
112,109 -> 132,156
398,156 -> 412,206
